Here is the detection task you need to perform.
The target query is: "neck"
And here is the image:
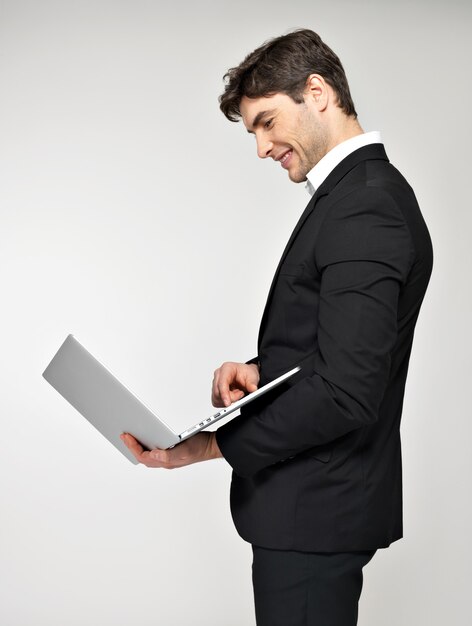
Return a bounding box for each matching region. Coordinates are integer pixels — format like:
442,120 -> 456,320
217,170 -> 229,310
326,116 -> 364,153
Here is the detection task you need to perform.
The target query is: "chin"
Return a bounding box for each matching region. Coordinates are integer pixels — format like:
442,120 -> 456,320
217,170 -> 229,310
288,170 -> 308,184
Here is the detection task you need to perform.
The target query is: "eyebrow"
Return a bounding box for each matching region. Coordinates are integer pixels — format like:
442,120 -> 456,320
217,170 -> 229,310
246,108 -> 277,134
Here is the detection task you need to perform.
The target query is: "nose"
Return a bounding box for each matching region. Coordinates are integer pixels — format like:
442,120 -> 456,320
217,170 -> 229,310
255,134 -> 273,159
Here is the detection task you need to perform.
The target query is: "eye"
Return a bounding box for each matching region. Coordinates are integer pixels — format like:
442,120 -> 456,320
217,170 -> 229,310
264,118 -> 273,129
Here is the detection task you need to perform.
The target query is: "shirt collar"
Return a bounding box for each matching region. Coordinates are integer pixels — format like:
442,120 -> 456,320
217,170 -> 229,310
305,131 -> 383,197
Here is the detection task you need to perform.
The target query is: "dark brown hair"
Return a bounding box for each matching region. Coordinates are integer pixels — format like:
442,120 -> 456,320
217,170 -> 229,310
219,29 -> 357,122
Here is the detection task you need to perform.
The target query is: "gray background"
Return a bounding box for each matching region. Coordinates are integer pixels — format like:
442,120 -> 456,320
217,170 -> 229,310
1,0 -> 471,624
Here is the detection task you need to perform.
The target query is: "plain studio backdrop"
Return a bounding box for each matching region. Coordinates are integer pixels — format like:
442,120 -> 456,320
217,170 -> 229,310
1,1 -> 471,624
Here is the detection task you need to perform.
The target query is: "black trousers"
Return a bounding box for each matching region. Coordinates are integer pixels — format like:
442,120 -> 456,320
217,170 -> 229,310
252,546 -> 376,626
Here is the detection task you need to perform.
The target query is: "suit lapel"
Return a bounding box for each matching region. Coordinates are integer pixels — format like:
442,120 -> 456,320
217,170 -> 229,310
257,189 -> 323,346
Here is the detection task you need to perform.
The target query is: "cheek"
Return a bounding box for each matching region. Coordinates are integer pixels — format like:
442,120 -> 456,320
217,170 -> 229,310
286,133 -> 305,154
291,141 -> 307,163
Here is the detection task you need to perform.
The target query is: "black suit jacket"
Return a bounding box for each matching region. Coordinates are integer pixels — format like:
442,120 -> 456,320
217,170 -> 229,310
216,144 -> 433,552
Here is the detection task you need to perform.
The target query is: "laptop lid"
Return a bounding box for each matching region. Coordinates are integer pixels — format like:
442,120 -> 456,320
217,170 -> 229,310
43,334 -> 300,464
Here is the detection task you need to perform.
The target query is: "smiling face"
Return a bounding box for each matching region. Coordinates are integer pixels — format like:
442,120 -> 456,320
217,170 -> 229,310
240,90 -> 330,184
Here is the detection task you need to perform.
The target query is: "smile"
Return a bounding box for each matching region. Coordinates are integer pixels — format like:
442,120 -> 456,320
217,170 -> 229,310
278,150 -> 293,169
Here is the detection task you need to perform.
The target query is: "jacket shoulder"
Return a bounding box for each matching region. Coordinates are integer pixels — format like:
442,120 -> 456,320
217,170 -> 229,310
315,177 -> 415,281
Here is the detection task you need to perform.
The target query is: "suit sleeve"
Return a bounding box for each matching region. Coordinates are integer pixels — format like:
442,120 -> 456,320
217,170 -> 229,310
245,356 -> 260,367
216,186 -> 415,478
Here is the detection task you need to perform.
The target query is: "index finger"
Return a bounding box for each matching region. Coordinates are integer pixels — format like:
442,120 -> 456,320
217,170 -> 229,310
212,367 -> 231,407
217,377 -> 232,407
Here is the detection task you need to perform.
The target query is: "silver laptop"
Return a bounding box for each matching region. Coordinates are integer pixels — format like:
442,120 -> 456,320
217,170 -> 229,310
42,334 -> 300,464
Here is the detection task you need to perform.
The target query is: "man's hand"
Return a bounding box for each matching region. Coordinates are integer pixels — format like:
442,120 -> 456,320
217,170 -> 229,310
121,431 -> 222,469
211,361 -> 260,407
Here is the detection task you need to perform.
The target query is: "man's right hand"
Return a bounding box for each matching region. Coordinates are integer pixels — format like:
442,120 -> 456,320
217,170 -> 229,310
212,362 -> 260,408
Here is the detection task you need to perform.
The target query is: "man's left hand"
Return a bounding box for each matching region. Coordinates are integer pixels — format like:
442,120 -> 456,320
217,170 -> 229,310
121,431 -> 223,469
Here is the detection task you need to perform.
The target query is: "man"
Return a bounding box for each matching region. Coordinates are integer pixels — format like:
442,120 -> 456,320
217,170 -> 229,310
122,29 -> 433,625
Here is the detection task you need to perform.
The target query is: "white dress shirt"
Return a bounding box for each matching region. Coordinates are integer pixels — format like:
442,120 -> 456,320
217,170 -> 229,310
305,131 -> 382,197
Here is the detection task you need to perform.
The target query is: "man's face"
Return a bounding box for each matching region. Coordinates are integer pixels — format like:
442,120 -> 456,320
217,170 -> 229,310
240,92 -> 329,183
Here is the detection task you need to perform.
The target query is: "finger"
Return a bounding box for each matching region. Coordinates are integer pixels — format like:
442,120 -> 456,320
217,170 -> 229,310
228,388 -> 245,402
121,433 -> 146,462
211,368 -> 222,406
136,446 -> 171,468
214,364 -> 233,407
220,363 -> 237,407
149,448 -> 173,465
212,366 -> 228,406
121,433 -> 142,451
218,380 -> 232,407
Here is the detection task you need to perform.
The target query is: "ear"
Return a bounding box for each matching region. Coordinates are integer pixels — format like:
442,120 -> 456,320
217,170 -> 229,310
304,74 -> 328,112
